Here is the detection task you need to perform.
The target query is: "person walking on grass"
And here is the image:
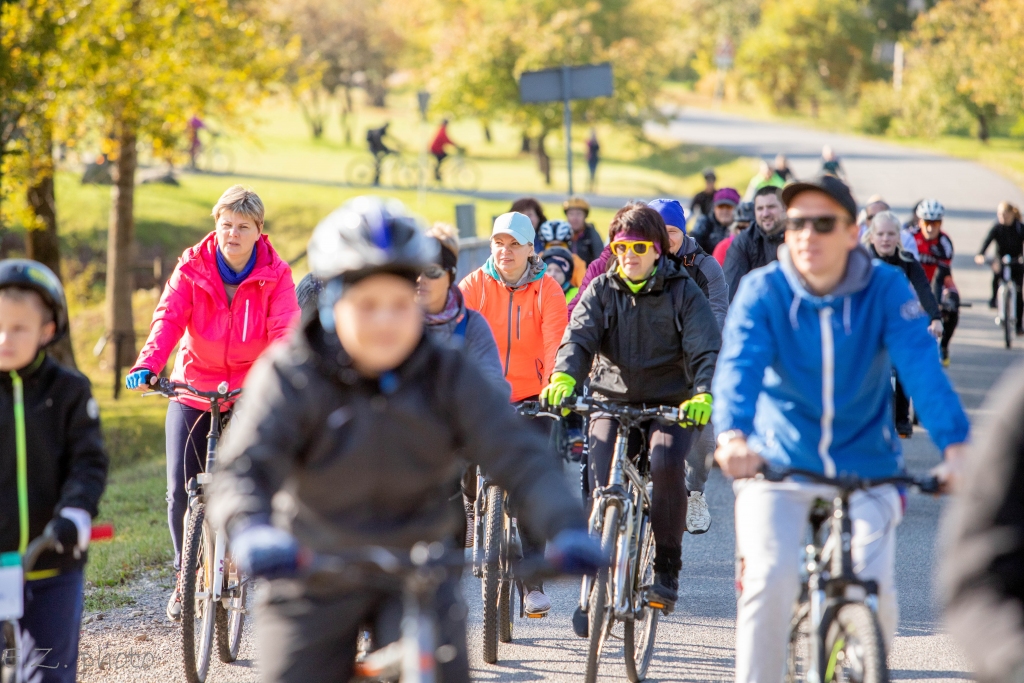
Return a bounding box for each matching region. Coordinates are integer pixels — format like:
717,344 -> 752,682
586,129 -> 600,193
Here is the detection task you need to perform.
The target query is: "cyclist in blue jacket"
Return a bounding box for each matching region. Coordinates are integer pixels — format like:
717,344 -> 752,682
712,175 -> 970,683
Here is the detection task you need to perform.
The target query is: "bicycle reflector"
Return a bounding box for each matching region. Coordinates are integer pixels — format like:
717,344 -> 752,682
90,523 -> 114,541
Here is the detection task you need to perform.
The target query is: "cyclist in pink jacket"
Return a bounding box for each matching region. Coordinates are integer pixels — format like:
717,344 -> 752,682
126,185 -> 299,620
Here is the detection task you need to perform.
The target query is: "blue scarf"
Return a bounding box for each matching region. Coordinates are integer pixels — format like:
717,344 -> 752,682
216,245 -> 258,285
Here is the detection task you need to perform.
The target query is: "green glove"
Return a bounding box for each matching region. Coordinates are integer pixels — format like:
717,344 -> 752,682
540,372 -> 576,411
680,393 -> 713,427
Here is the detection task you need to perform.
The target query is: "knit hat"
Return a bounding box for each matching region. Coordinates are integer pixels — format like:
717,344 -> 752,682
648,198 -> 687,233
540,246 -> 574,288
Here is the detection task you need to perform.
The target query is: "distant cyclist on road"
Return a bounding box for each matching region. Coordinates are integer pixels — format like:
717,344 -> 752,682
207,198 -> 600,683
975,201 -> 1024,333
820,144 -> 846,180
542,202 -> 721,621
126,186 -> 299,621
366,122 -> 395,186
713,175 -> 969,683
430,119 -> 461,181
911,199 -> 959,365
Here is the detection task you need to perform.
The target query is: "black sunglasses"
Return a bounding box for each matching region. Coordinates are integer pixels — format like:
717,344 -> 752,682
421,265 -> 446,280
785,216 -> 848,234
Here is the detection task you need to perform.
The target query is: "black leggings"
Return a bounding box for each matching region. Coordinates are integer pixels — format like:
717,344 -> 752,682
587,416 -> 693,573
893,374 -> 910,424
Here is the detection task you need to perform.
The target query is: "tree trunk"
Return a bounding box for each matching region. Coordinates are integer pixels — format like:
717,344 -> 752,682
536,132 -> 551,186
483,122 -> 492,143
977,111 -> 990,143
25,121 -> 77,369
105,124 -> 138,394
340,87 -> 353,145
520,132 -> 531,154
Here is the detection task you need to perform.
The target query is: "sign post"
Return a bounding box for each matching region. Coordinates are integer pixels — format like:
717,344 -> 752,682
519,63 -> 613,196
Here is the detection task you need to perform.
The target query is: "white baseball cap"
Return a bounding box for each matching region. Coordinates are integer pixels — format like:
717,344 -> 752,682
491,212 -> 535,246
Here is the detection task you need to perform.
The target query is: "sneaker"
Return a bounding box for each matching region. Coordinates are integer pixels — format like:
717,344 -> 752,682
524,586 -> 551,616
572,606 -> 589,638
989,298 -> 998,309
895,420 -> 913,439
167,576 -> 182,622
647,572 -> 679,614
1016,326 -> 1024,337
686,491 -> 711,534
941,347 -> 950,367
464,498 -> 475,549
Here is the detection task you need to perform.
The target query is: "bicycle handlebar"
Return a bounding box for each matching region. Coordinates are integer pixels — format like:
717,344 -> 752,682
21,521 -> 114,572
760,465 -> 940,494
554,396 -> 699,429
143,377 -> 242,403
515,401 -> 565,421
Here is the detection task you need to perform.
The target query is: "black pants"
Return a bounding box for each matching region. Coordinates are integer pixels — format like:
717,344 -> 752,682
256,577 -> 468,683
4,570 -> 84,683
587,416 -> 692,573
165,402 -> 228,571
940,290 -> 960,352
893,374 -> 910,425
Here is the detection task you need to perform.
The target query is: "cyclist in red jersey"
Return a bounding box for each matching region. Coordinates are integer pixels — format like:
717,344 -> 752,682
911,199 -> 958,365
429,119 -> 459,181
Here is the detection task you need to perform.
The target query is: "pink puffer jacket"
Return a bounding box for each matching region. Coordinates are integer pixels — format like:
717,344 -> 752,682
133,232 -> 300,410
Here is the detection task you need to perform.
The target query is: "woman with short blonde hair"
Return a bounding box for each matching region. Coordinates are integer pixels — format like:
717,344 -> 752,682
126,184 -> 299,621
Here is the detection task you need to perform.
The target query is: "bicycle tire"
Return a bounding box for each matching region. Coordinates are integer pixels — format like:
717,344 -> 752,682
1,621 -> 16,683
585,505 -> 620,683
215,555 -> 247,663
786,601 -> 812,683
450,159 -> 481,192
481,485 -> 503,664
181,503 -> 215,683
499,579 -> 514,643
823,602 -> 888,683
347,157 -> 380,187
1003,286 -> 1013,349
624,512 -> 659,682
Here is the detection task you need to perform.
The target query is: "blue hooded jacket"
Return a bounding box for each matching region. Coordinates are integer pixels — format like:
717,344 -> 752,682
712,244 -> 969,478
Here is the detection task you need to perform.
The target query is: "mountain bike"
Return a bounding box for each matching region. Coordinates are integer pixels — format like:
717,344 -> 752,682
567,396 -> 698,683
1,521 -> 113,683
145,379 -> 247,683
197,132 -> 236,175
437,151 -> 481,192
991,254 -> 1022,349
759,466 -> 939,683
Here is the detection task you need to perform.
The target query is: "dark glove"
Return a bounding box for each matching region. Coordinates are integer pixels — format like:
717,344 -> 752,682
231,524 -> 299,579
545,528 -> 606,576
50,517 -> 80,555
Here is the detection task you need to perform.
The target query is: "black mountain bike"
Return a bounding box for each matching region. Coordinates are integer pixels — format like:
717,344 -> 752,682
760,466 -> 939,683
146,379 -> 246,683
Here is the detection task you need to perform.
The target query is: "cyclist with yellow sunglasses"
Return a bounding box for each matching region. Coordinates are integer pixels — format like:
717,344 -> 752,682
541,202 -> 721,614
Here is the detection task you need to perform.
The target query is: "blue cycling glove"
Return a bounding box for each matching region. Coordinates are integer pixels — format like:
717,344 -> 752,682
126,369 -> 155,390
545,528 -> 606,576
231,524 -> 300,579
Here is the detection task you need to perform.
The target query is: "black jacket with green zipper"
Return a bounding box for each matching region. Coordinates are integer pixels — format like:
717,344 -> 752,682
554,256 -> 721,405
0,354 -> 109,574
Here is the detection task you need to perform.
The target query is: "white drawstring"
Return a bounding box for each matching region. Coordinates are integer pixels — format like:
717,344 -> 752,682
789,295 -> 801,330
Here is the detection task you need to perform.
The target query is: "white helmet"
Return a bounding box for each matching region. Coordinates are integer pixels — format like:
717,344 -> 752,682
915,199 -> 945,222
538,220 -> 573,245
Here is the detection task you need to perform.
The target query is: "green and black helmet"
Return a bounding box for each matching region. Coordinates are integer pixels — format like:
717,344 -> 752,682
0,259 -> 69,345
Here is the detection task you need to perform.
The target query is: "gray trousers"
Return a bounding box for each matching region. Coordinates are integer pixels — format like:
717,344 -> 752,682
685,422 -> 714,494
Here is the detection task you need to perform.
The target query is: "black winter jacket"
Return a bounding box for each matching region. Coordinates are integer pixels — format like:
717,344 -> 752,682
0,354 -> 108,573
869,246 -> 941,321
940,361 -> 1024,683
554,257 -> 721,405
208,318 -> 585,562
571,223 -> 606,266
724,224 -> 784,303
691,214 -> 731,255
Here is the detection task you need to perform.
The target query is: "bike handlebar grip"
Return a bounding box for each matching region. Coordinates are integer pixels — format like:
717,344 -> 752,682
916,476 -> 940,495
760,465 -> 787,483
90,523 -> 114,541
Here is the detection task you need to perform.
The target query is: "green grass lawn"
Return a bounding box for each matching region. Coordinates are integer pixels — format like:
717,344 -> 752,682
15,91 -> 760,608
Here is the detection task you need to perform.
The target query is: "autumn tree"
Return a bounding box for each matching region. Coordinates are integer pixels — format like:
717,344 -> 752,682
62,0 -> 285,381
281,0 -> 405,141
736,0 -> 878,113
1,0 -> 77,367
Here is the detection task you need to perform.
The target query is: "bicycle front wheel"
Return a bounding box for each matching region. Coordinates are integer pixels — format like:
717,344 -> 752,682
786,600 -> 812,683
215,554 -> 247,663
822,602 -> 888,683
624,512 -> 659,682
181,503 -> 216,683
481,485 -> 503,664
347,157 -> 379,187
448,159 -> 481,192
1003,286 -> 1014,349
585,504 -> 620,683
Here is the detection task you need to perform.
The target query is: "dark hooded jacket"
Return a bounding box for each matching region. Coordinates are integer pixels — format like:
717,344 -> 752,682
1,354 -> 108,574
691,213 -> 731,255
724,223 -> 785,303
208,316 -> 584,562
869,245 -> 941,321
554,256 -> 721,405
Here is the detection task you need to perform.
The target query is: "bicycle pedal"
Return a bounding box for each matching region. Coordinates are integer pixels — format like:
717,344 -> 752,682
526,612 -> 547,619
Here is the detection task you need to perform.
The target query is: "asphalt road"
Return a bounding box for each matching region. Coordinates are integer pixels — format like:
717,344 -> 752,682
462,109 -> 1024,682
